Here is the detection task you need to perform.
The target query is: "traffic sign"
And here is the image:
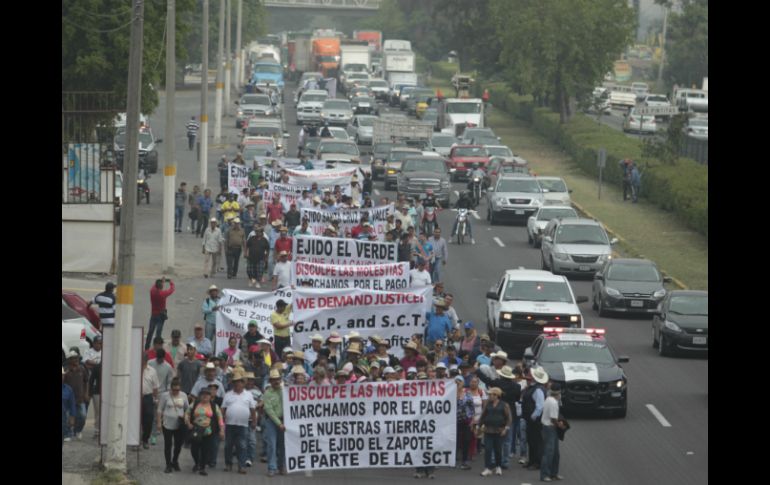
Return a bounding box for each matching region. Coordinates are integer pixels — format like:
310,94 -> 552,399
636,106 -> 679,116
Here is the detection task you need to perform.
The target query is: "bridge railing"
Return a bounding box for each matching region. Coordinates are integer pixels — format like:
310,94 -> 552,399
263,0 -> 381,9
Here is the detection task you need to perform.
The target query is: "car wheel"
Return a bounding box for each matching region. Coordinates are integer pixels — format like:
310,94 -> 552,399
652,325 -> 659,348
658,333 -> 669,357
597,296 -> 608,317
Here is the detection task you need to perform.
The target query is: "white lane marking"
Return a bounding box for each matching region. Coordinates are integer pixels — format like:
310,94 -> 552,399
493,237 -> 505,247
646,404 -> 672,427
472,211 -> 480,220
374,189 -> 380,196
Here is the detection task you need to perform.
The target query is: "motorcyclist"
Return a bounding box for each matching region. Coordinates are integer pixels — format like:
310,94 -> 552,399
450,191 -> 475,245
467,163 -> 487,205
421,190 -> 441,233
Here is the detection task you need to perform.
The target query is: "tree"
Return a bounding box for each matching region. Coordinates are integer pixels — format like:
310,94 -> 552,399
662,0 -> 708,87
62,0 -> 196,116
641,113 -> 688,165
491,0 -> 635,123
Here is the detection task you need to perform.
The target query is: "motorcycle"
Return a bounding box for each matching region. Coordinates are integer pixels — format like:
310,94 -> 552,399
453,208 -> 475,245
422,205 -> 438,235
137,170 -> 150,204
470,176 -> 483,208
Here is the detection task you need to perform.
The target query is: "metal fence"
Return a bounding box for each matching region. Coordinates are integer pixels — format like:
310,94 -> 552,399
680,136 -> 708,165
62,92 -> 124,203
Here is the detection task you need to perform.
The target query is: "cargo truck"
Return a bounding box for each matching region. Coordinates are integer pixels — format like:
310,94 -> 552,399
353,30 -> 383,53
312,37 -> 341,78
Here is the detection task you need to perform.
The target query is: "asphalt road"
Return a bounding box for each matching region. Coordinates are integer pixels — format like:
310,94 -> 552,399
62,81 -> 707,485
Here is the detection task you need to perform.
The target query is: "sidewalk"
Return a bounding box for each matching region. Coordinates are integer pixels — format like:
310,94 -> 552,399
486,109 -> 708,290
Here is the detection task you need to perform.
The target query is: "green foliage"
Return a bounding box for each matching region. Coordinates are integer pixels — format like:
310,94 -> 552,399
664,0 -> 708,87
640,113 -> 688,165
491,0 -> 635,123
62,0 -> 197,115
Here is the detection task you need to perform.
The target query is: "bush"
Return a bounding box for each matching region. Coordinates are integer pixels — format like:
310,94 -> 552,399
486,86 -> 708,237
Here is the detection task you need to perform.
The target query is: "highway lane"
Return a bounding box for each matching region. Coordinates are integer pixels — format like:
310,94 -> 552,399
280,82 -> 710,484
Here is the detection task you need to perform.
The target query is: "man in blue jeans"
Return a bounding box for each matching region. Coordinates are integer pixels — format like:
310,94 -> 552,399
174,182 -> 187,233
262,369 -> 286,476
222,375 -> 257,474
540,382 -> 564,482
146,277 -> 175,351
63,351 -> 89,441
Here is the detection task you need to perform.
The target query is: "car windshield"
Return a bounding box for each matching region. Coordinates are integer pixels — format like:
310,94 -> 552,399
402,159 -> 446,173
116,132 -> 153,148
349,73 -> 368,80
320,142 -> 359,155
496,179 -> 541,193
454,147 -> 487,157
503,280 -> 574,303
325,101 -> 351,110
243,145 -> 273,157
554,225 -> 609,245
539,179 -> 568,192
374,143 -> 394,155
389,151 -> 419,162
607,263 -> 660,282
446,102 -> 481,114
689,119 -> 708,128
357,117 -> 375,127
246,126 -> 280,136
669,295 -> 708,316
345,64 -> 367,72
487,146 -> 513,157
301,94 -> 327,102
369,80 -> 388,87
242,95 -> 270,105
255,65 -> 282,74
465,129 -> 494,139
647,95 -> 668,103
539,341 -> 615,365
354,98 -> 374,105
329,129 -> 349,139
538,208 -> 578,221
431,136 -> 454,147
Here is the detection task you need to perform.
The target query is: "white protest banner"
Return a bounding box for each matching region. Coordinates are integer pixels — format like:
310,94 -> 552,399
283,380 -> 457,472
290,286 -> 433,356
300,204 -> 395,239
214,288 -> 293,351
293,261 -> 410,291
263,182 -> 304,210
228,162 -> 250,194
292,234 -> 397,266
286,167 -> 356,192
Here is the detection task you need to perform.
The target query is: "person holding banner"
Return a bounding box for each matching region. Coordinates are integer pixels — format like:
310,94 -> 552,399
262,369 -> 286,477
479,387 -> 513,477
270,299 -> 293,353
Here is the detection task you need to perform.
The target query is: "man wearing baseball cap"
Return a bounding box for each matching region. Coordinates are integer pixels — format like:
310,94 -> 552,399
271,299 -> 293,354
262,369 -> 286,476
225,217 -> 246,279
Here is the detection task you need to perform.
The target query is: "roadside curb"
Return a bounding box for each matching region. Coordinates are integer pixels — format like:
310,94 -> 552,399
571,200 -> 688,290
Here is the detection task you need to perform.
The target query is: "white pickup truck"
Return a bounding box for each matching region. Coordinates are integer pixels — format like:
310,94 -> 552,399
606,84 -> 637,108
673,88 -> 708,113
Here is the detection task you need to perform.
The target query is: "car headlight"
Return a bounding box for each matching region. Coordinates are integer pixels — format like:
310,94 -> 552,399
501,313 -> 512,320
605,287 -> 621,297
320,112 -> 326,117
597,254 -> 609,263
441,181 -> 450,188
553,252 -> 569,261
569,315 -> 580,323
611,379 -> 625,389
387,169 -> 396,174
664,320 -> 682,332
653,289 -> 666,298
495,197 -> 508,205
237,110 -> 243,116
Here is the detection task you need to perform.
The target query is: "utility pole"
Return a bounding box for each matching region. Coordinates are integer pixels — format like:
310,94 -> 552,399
235,0 -> 242,99
162,0 -> 176,272
200,0 -> 209,189
214,0 -> 224,143
657,3 -> 669,88
224,0 -> 232,115
105,0 -> 143,470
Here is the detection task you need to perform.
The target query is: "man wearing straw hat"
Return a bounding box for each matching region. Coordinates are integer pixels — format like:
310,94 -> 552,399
222,372 -> 257,474
262,369 -> 286,476
476,365 -> 521,470
305,334 -> 325,366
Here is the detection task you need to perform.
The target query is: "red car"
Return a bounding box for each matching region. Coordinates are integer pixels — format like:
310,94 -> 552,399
62,290 -> 101,330
448,145 -> 490,181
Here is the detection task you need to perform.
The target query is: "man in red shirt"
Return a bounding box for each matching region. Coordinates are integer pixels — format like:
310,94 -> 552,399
266,194 -> 284,224
145,277 -> 175,350
350,214 -> 370,239
145,336 -> 175,368
274,226 -> 293,261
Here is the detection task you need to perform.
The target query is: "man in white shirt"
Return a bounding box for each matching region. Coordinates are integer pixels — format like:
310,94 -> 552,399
272,251 -> 292,290
395,204 -> 414,232
202,218 -> 224,278
540,382 -> 564,482
409,260 -> 433,287
222,375 -> 257,474
304,334 -> 325,366
141,353 -> 160,449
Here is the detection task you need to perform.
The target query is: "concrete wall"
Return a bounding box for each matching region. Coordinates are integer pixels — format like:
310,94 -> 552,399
62,203 -> 116,273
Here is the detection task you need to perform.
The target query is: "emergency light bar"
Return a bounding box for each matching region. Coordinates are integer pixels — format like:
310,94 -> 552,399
543,328 -> 605,335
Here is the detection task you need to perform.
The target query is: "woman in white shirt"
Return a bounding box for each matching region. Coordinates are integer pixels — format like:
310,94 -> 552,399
157,377 -> 189,473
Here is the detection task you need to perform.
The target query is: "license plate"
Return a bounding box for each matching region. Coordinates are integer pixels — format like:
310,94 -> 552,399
515,210 -> 524,215
630,300 -> 644,307
693,336 -> 707,345
579,265 -> 590,271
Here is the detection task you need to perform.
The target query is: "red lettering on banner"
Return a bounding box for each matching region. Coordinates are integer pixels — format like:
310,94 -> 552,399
294,297 -> 315,310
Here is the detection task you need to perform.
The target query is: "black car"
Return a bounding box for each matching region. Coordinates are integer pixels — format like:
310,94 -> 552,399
524,328 -> 629,418
652,290 -> 708,356
592,258 -> 672,317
